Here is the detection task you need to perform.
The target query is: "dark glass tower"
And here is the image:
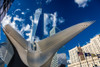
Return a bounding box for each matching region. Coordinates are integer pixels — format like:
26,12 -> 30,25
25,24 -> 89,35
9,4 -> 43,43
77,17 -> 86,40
0,0 -> 14,66
0,0 -> 14,22
0,0 -> 14,39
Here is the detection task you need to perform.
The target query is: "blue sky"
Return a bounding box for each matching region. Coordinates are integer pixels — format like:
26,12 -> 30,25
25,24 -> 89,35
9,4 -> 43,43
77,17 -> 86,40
0,0 -> 100,66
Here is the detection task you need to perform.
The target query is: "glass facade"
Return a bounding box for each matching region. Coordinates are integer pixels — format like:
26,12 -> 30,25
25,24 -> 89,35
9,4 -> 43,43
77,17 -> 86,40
0,0 -> 14,22
50,27 -> 58,67
0,0 -> 14,66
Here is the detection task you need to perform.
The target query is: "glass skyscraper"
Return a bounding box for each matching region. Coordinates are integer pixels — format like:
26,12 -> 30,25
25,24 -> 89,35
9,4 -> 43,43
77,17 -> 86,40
0,0 -> 14,67
50,26 -> 58,67
0,0 -> 14,22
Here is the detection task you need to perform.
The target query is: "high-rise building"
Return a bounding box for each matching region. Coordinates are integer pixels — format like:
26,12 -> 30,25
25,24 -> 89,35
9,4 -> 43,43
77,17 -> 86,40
0,0 -> 14,66
50,26 -> 68,67
68,35 -> 100,67
50,26 -> 58,67
0,0 -> 14,40
0,51 -> 4,67
0,42 -> 14,67
69,46 -> 85,64
51,53 -> 58,67
90,35 -> 100,54
57,53 -> 67,66
0,0 -> 14,22
0,56 -> 4,67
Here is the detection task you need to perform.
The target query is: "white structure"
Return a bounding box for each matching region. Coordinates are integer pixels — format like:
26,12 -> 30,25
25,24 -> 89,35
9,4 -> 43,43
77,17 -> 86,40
68,35 -> 100,67
68,57 -> 99,67
3,21 -> 93,67
69,47 -> 80,64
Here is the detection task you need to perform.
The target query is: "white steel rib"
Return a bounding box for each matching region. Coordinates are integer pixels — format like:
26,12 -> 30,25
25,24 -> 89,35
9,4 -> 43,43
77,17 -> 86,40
3,21 -> 94,67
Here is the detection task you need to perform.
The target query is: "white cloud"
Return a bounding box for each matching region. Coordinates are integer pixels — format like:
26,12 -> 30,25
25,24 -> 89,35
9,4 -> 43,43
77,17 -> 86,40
15,9 -> 21,12
1,14 -> 24,36
24,24 -> 30,31
46,0 -> 52,4
1,15 -> 12,27
10,20 -> 16,29
21,9 -> 30,15
59,17 -> 65,23
1,8 -> 42,42
13,8 -> 30,15
20,24 -> 31,39
1,14 -> 31,38
11,15 -> 24,29
26,32 -> 31,41
13,9 -> 21,14
21,12 -> 25,15
27,8 -> 30,11
74,0 -> 91,8
13,15 -> 24,22
18,3 -> 21,6
20,24 -> 31,33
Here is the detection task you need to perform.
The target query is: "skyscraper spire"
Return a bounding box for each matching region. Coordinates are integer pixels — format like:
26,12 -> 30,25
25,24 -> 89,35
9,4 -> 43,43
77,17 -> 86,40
78,43 -> 81,47
29,8 -> 42,51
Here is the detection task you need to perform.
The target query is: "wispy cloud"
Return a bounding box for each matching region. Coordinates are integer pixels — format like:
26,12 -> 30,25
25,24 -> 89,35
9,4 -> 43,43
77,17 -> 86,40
1,14 -> 24,27
1,15 -> 12,27
13,9 -> 21,14
74,0 -> 91,8
1,8 -> 41,42
1,14 -> 24,36
15,9 -> 21,11
13,8 -> 30,16
20,24 -> 31,36
46,0 -> 52,4
35,0 -> 52,5
13,15 -> 24,22
21,12 -> 25,15
58,17 -> 65,23
26,32 -> 31,41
